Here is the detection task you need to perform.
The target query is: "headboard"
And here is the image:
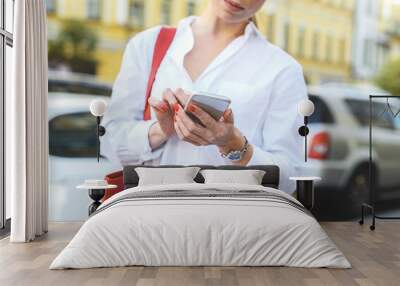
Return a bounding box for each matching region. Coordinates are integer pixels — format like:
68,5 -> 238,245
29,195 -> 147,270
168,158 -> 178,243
123,165 -> 280,189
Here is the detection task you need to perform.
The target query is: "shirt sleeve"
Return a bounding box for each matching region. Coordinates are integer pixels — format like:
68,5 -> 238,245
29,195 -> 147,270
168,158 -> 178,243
100,26 -> 163,166
247,63 -> 308,193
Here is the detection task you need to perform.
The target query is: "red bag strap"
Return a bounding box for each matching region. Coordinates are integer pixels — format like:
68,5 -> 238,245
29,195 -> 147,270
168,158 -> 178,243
143,27 -> 177,121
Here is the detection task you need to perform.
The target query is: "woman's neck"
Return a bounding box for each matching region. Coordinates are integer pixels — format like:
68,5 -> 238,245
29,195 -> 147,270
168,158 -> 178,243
193,7 -> 248,40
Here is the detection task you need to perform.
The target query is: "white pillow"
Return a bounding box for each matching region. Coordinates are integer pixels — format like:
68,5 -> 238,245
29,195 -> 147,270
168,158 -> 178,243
135,167 -> 200,186
200,169 -> 266,185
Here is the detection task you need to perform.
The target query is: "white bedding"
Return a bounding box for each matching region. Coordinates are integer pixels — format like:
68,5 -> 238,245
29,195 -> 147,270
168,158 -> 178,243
50,183 -> 350,269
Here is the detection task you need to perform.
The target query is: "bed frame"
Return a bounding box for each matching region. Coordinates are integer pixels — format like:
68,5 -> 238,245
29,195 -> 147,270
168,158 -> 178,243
123,165 -> 280,190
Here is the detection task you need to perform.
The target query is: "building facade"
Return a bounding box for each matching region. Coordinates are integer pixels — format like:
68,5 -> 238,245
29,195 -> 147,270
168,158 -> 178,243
352,0 -> 390,81
47,0 -> 204,81
257,0 -> 355,84
46,0 -> 364,85
381,0 -> 400,60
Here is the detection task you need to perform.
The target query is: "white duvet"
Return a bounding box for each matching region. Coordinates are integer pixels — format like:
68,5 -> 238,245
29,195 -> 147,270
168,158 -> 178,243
50,183 -> 350,269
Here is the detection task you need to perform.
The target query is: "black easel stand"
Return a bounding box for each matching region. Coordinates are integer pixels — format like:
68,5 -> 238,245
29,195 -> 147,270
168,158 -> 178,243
359,95 -> 400,230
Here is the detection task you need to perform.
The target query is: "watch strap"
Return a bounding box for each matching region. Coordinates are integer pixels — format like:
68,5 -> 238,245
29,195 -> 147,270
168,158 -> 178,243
220,136 -> 249,161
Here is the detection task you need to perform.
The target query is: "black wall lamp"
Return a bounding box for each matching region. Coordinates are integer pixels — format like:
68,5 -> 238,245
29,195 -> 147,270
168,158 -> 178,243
298,99 -> 315,162
89,99 -> 107,162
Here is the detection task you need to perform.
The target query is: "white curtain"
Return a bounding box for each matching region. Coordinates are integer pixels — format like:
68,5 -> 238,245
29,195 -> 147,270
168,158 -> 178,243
8,0 -> 48,242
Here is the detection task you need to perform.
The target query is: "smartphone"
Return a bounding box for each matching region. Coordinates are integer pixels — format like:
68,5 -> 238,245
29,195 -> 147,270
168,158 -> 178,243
184,92 -> 231,125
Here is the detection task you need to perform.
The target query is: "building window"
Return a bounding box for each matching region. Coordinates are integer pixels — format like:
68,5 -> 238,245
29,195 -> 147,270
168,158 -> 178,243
87,0 -> 101,20
129,0 -> 144,28
326,35 -> 333,63
363,39 -> 369,66
46,0 -> 56,13
187,0 -> 196,16
363,39 -> 374,67
267,15 -> 275,43
1,0 -> 14,232
312,31 -> 320,60
366,0 -> 374,16
297,26 -> 305,58
339,38 -> 346,63
283,22 -> 291,52
161,0 -> 171,25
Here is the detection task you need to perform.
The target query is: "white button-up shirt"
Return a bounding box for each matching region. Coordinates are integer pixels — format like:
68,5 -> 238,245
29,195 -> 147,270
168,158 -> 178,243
101,16 -> 307,193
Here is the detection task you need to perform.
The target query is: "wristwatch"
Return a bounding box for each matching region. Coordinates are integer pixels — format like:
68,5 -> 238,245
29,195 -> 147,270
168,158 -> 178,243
220,136 -> 249,161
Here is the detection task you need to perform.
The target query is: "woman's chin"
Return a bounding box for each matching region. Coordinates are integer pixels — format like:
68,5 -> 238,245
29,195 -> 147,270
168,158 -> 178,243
216,10 -> 247,24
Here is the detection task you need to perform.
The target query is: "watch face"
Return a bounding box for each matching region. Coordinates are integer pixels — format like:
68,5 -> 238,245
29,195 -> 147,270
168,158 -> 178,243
227,151 -> 241,161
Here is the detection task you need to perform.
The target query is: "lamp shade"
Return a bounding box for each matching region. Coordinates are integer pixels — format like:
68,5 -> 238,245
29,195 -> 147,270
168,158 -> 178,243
298,99 -> 315,117
90,99 -> 107,117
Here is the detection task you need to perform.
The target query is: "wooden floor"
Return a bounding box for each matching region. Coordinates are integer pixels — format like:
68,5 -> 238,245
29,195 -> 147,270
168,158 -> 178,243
0,222 -> 399,286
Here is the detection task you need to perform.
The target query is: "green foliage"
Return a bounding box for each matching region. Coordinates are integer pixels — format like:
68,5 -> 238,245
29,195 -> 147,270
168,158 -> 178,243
48,19 -> 98,74
375,58 -> 400,96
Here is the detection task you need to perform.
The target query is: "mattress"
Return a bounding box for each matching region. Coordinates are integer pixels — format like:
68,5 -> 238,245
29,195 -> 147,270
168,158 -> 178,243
50,183 -> 350,269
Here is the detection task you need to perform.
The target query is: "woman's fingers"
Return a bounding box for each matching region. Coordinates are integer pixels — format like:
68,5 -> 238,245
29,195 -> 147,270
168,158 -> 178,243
174,120 -> 205,146
174,88 -> 191,107
148,97 -> 169,113
175,119 -> 209,146
175,107 -> 209,145
161,88 -> 191,109
221,108 -> 234,123
187,104 -> 217,129
162,88 -> 179,109
176,106 -> 206,136
176,108 -> 215,145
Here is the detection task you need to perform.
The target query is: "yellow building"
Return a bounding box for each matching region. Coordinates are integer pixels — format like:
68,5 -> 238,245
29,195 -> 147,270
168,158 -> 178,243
46,0 -> 354,84
382,0 -> 400,60
256,0 -> 355,84
46,0 -> 207,82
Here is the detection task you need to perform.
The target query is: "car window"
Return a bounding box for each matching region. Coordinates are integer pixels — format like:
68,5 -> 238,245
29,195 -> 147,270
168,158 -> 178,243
308,95 -> 335,124
394,116 -> 400,130
48,80 -> 112,97
389,101 -> 400,130
345,99 -> 395,129
345,99 -> 368,126
49,112 -> 97,158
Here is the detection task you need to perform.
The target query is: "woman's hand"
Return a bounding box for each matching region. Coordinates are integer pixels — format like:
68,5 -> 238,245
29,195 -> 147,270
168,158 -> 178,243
175,104 -> 253,164
149,88 -> 192,136
163,88 -> 191,107
167,88 -> 237,147
174,103 -> 252,164
174,103 -> 234,146
148,89 -> 176,137
147,88 -> 192,150
147,89 -> 179,150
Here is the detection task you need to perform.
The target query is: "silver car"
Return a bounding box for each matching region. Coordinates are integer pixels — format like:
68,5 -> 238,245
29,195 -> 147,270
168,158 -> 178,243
48,70 -> 112,97
306,84 -> 400,217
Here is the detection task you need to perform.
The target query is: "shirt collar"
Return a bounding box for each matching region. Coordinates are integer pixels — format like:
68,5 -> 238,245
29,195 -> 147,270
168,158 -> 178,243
168,16 -> 263,82
246,20 -> 264,39
176,16 -> 261,40
170,16 -> 262,60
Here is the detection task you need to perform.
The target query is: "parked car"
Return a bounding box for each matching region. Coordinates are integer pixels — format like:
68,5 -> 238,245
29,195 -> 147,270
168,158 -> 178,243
48,71 -> 112,97
306,84 -> 400,217
48,93 -> 120,221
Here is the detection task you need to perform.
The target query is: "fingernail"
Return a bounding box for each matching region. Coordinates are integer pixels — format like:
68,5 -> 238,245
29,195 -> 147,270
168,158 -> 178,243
188,105 -> 196,113
173,103 -> 180,113
161,104 -> 168,112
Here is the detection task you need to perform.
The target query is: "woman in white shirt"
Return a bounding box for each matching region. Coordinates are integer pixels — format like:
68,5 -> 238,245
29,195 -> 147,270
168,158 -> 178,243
101,0 -> 308,193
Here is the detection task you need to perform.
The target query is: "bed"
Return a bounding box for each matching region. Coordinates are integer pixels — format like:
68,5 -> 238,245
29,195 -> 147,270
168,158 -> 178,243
50,165 -> 350,269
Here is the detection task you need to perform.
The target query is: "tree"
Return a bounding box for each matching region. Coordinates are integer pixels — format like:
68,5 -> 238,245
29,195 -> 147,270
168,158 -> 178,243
375,58 -> 400,96
48,20 -> 99,74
